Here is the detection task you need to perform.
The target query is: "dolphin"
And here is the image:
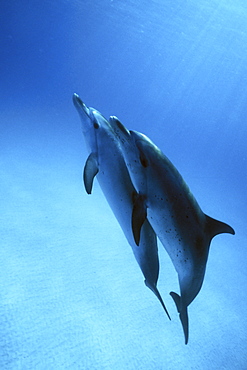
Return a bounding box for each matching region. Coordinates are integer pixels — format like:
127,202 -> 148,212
110,116 -> 235,344
72,93 -> 171,320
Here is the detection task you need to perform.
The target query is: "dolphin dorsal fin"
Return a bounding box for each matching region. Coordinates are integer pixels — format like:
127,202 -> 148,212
83,152 -> 99,194
205,215 -> 235,240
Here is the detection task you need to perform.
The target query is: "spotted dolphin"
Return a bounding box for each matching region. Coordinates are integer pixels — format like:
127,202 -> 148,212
110,116 -> 235,344
72,93 -> 171,319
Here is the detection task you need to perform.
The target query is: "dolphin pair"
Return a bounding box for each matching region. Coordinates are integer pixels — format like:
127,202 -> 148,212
73,94 -> 235,344
109,117 -> 235,344
73,93 -> 170,320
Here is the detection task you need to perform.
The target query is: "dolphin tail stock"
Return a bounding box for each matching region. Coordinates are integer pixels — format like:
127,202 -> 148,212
205,215 -> 235,240
132,193 -> 147,246
170,291 -> 189,345
83,152 -> 99,194
145,280 -> 171,320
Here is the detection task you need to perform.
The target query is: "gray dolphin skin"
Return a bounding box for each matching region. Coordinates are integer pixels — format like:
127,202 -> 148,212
72,93 -> 171,320
110,116 -> 235,344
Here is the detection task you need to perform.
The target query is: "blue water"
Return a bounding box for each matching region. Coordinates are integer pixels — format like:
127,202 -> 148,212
1,1 -> 246,369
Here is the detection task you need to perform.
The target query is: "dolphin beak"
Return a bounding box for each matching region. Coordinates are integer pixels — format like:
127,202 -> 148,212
109,116 -> 130,138
73,93 -> 90,117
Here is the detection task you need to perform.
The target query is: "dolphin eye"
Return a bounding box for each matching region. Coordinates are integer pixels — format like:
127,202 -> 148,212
140,155 -> 148,168
137,146 -> 148,168
94,122 -> 99,129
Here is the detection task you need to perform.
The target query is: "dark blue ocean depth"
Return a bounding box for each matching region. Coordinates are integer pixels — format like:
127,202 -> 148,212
1,1 -> 246,369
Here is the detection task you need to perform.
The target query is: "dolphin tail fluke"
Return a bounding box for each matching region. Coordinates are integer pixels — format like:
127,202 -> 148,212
205,215 -> 235,240
83,152 -> 99,194
132,194 -> 147,246
170,291 -> 189,345
145,280 -> 171,320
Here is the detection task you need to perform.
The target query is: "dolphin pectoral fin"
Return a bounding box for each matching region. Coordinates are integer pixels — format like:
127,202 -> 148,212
83,152 -> 99,194
132,194 -> 147,246
170,292 -> 189,345
145,280 -> 171,320
205,215 -> 235,239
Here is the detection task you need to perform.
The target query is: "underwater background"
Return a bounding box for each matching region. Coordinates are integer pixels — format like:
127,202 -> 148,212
1,0 -> 246,369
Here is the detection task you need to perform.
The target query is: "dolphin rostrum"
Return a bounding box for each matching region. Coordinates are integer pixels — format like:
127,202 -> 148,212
72,93 -> 171,320
110,116 -> 235,344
